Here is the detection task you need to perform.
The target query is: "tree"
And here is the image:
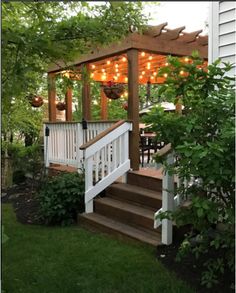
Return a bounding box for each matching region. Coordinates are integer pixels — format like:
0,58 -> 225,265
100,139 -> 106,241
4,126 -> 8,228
2,1 -> 148,187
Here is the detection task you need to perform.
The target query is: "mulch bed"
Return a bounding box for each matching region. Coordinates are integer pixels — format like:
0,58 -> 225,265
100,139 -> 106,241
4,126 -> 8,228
2,181 -> 235,292
156,238 -> 234,293
2,180 -> 43,225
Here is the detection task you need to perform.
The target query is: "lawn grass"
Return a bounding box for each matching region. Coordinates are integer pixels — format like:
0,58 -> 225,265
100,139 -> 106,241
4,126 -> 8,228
2,204 -> 194,293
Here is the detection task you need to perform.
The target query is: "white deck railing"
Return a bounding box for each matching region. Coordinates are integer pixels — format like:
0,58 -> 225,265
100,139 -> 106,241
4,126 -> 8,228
44,121 -> 115,169
80,120 -> 132,213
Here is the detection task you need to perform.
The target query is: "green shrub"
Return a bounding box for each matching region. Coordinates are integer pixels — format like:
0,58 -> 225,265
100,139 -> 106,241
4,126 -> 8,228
38,172 -> 85,226
8,143 -> 43,181
144,53 -> 235,289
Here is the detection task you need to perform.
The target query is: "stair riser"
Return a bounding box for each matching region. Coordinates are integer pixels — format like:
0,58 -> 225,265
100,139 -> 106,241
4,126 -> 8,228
106,187 -> 162,210
95,200 -> 154,231
78,215 -> 158,247
127,173 -> 162,192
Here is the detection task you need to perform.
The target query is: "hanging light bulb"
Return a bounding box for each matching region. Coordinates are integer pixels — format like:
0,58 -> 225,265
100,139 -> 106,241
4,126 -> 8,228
117,73 -> 120,77
101,74 -> 106,80
115,64 -> 119,68
91,64 -> 96,69
165,62 -> 169,66
114,76 -> 118,81
125,77 -> 128,82
122,57 -> 126,62
150,76 -> 154,80
153,72 -> 157,76
147,62 -> 151,69
180,70 -> 185,75
184,57 -> 189,62
163,73 -> 168,78
107,60 -> 111,65
142,71 -> 145,75
102,68 -> 105,73
139,75 -> 143,79
148,55 -> 153,60
141,52 -> 145,57
115,68 -> 119,73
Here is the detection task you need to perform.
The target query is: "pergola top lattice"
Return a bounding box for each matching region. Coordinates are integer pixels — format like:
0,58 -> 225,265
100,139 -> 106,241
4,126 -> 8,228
48,22 -> 208,74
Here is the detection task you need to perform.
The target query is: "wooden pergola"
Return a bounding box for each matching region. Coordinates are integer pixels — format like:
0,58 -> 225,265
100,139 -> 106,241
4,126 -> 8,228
47,23 -> 208,170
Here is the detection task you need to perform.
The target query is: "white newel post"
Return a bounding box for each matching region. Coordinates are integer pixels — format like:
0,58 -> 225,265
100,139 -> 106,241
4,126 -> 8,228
162,152 -> 175,245
85,155 -> 94,213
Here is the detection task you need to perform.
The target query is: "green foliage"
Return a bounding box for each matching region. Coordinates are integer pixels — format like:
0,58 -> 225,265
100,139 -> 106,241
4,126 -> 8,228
38,172 -> 85,226
146,55 -> 235,288
6,143 -> 43,181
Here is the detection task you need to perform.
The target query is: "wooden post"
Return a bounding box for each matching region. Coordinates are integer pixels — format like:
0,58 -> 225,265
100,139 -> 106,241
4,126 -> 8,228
65,87 -> 73,121
127,49 -> 139,170
82,64 -> 91,120
100,84 -> 108,120
48,73 -> 56,122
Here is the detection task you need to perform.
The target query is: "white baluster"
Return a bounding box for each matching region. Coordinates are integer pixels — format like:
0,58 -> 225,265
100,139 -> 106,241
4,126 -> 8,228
162,152 -> 175,245
85,156 -> 94,213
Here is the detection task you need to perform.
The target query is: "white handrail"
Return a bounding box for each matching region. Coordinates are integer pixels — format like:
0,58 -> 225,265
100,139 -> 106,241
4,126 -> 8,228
81,121 -> 132,213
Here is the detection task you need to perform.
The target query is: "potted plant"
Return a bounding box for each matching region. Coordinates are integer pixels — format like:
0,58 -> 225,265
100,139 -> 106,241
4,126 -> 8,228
103,81 -> 125,100
56,101 -> 66,111
28,94 -> 44,108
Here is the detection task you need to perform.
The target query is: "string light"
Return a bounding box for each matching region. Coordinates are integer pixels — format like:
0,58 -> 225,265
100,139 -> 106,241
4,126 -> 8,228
101,75 -> 106,80
139,75 -> 143,79
150,76 -> 154,80
124,91 -> 128,97
115,68 -> 119,73
117,73 -> 120,77
141,52 -> 145,57
142,71 -> 145,75
122,57 -> 126,62
165,62 -> 169,66
107,60 -> 111,65
90,73 -> 94,78
147,62 -> 151,69
180,70 -> 184,75
102,68 -> 105,73
148,56 -> 153,60
91,64 -> 96,69
115,64 -> 119,68
114,76 -> 118,81
184,57 -> 189,62
125,77 -> 128,82
163,73 -> 168,78
153,72 -> 157,76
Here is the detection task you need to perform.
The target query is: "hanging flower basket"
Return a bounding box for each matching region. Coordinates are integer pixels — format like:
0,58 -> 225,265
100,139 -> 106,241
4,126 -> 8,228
103,81 -> 125,100
28,94 -> 44,108
56,101 -> 66,111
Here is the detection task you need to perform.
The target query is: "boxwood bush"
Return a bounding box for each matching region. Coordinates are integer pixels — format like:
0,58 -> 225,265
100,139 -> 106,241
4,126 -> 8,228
38,172 -> 85,226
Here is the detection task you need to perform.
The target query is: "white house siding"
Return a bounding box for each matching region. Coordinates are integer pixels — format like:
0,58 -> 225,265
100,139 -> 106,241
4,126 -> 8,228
209,1 -> 236,77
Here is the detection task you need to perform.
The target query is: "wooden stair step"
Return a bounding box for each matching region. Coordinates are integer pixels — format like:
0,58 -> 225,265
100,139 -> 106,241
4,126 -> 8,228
78,212 -> 161,247
127,171 -> 163,192
95,197 -> 155,230
106,183 -> 162,209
